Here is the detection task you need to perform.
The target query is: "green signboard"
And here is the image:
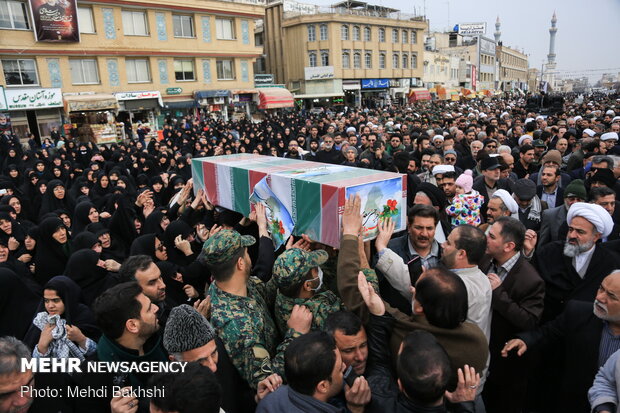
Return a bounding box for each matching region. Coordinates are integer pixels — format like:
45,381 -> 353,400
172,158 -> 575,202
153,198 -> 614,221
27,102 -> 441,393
166,87 -> 182,95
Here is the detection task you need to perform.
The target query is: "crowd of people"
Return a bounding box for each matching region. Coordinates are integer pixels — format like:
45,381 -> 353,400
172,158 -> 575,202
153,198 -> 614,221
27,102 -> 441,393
0,92 -> 620,413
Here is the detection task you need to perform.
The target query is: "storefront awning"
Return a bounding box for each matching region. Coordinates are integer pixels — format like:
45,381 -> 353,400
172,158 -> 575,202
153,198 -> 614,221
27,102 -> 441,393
293,93 -> 344,99
258,88 -> 294,109
64,94 -> 119,112
195,90 -> 230,99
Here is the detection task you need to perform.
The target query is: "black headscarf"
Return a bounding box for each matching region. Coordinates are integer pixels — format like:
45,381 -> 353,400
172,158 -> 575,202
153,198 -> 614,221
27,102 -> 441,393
72,231 -> 99,251
0,268 -> 41,340
142,210 -> 167,236
72,201 -> 97,235
34,217 -> 71,286
130,233 -> 158,259
23,275 -> 100,350
39,179 -> 74,219
64,249 -> 117,306
162,220 -> 195,265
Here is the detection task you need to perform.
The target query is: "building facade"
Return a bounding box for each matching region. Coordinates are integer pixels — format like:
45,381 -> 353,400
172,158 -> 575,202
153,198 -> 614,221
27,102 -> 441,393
1,0 -> 264,141
496,43 -> 528,92
264,0 -> 427,108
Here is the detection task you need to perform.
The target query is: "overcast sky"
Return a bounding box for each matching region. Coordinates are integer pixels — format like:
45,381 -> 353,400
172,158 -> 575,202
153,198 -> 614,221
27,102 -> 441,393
307,0 -> 620,82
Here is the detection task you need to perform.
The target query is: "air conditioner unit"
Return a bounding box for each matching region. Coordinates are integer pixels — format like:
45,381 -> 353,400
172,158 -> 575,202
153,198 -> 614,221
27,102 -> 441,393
212,97 -> 225,105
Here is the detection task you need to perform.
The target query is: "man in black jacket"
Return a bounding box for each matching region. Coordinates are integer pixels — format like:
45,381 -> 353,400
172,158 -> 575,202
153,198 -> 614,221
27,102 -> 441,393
472,157 -> 513,220
315,136 -> 344,165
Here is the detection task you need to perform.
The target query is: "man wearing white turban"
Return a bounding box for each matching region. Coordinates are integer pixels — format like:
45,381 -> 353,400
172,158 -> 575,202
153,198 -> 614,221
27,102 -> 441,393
535,202 -> 620,323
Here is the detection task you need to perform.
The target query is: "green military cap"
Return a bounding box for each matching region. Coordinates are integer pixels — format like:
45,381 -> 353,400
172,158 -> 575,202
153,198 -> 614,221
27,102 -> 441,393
273,248 -> 328,290
533,139 -> 546,148
198,229 -> 255,266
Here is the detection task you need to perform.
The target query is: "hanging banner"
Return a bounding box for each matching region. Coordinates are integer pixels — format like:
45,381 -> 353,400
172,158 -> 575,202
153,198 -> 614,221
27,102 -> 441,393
29,0 -> 80,42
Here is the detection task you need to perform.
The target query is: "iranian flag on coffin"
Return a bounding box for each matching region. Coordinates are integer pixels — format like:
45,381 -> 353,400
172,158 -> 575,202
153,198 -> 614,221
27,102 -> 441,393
191,154 -> 407,248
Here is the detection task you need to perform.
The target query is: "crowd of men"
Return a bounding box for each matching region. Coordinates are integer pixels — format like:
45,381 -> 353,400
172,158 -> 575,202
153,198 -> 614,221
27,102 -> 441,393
1,92 -> 620,413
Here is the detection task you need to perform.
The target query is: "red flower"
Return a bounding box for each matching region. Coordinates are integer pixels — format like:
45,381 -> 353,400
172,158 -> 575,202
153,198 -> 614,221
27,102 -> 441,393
387,199 -> 397,211
278,220 -> 285,235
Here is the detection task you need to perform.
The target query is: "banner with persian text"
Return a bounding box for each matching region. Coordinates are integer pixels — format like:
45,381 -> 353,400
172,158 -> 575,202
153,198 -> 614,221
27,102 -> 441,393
29,0 -> 80,42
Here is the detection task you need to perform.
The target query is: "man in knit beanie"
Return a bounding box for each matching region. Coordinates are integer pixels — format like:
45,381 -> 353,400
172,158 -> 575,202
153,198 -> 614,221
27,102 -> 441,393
164,304 -> 260,412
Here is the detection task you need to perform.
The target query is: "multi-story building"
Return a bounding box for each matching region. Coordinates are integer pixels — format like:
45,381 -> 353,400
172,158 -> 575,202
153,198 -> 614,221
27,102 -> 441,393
264,0 -> 427,107
527,68 -> 540,93
1,0 -> 264,141
496,43 -> 528,92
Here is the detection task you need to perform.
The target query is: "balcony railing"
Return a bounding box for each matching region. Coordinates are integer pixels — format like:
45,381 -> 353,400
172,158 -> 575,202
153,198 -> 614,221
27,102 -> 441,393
282,5 -> 424,21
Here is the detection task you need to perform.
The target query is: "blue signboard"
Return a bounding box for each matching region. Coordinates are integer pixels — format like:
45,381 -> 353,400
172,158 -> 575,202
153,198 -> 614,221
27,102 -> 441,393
361,78 -> 390,89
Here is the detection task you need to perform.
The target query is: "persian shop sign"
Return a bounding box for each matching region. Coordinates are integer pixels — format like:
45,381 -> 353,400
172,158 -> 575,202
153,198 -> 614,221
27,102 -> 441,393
361,79 -> 389,89
5,88 -> 63,110
115,91 -> 162,100
304,66 -> 335,81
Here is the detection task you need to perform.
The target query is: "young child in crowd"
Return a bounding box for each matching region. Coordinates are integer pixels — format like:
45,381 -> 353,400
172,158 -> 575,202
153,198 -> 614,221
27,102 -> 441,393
446,170 -> 484,227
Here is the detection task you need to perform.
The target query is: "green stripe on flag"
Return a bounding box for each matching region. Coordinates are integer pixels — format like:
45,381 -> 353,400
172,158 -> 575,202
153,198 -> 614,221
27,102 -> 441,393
293,179 -> 322,241
231,166 -> 250,216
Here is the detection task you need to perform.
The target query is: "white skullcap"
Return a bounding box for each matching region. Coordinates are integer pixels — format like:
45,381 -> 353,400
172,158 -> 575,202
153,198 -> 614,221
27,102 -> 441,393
492,189 -> 518,215
431,165 -> 455,176
574,116 -> 583,121
601,132 -> 619,141
433,135 -> 444,142
606,110 -> 615,116
583,128 -> 596,137
525,117 -> 535,124
480,113 -> 487,118
613,116 -> 620,123
567,202 -> 614,238
518,135 -> 532,146
500,111 -> 509,118
346,126 -> 356,134
536,115 -> 544,121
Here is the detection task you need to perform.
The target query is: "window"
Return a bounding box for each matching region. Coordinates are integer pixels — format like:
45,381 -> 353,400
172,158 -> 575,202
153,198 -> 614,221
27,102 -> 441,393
2,59 -> 38,85
174,59 -> 195,81
352,26 -> 360,41
216,59 -> 235,80
307,25 -> 316,41
0,1 -> 29,29
216,18 -> 235,40
363,26 -> 371,41
392,29 -> 398,43
402,30 -> 407,43
122,10 -> 148,36
378,28 -> 385,42
126,58 -> 151,83
353,52 -> 361,69
402,54 -> 408,69
411,30 -> 417,43
379,52 -> 386,69
78,7 -> 95,33
69,59 -> 99,84
173,15 -> 194,38
411,54 -> 417,68
320,50 -> 329,66
342,51 -> 350,68
364,51 -> 372,69
341,25 -> 349,40
319,24 -> 328,40
308,51 -> 317,67
392,53 -> 399,68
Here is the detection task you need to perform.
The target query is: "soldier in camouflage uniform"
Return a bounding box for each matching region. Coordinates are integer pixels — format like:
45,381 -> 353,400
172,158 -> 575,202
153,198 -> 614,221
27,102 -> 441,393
199,229 -> 308,390
273,248 -> 343,335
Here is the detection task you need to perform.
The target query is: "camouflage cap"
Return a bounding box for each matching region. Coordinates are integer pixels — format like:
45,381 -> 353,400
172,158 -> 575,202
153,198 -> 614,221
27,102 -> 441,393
273,248 -> 328,290
198,230 -> 255,266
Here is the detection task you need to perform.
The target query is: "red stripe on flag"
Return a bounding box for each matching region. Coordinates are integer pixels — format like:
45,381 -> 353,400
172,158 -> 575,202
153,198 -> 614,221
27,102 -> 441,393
203,162 -> 218,206
321,184 -> 340,247
249,170 -> 267,194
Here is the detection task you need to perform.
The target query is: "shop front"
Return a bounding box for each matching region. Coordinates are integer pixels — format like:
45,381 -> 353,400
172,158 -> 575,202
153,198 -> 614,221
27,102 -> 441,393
114,91 -> 163,140
342,80 -> 361,108
63,93 -> 121,144
230,89 -> 259,120
1,87 -> 64,143
195,90 -> 231,121
389,79 -> 411,106
360,78 -> 390,108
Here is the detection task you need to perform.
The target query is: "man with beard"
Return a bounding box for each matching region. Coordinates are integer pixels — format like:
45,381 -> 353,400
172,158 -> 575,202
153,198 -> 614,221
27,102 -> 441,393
283,140 -> 304,160
536,164 -> 563,208
535,202 -> 620,323
503,270 -> 620,413
478,189 -> 519,233
437,170 -> 457,202
120,255 -> 172,325
315,136 -> 344,165
538,179 -> 586,245
73,282 -> 168,413
473,157 -> 514,220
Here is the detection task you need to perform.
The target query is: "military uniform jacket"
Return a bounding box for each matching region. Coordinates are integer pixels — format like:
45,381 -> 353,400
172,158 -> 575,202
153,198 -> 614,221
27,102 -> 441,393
209,277 -> 300,390
274,289 -> 343,336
